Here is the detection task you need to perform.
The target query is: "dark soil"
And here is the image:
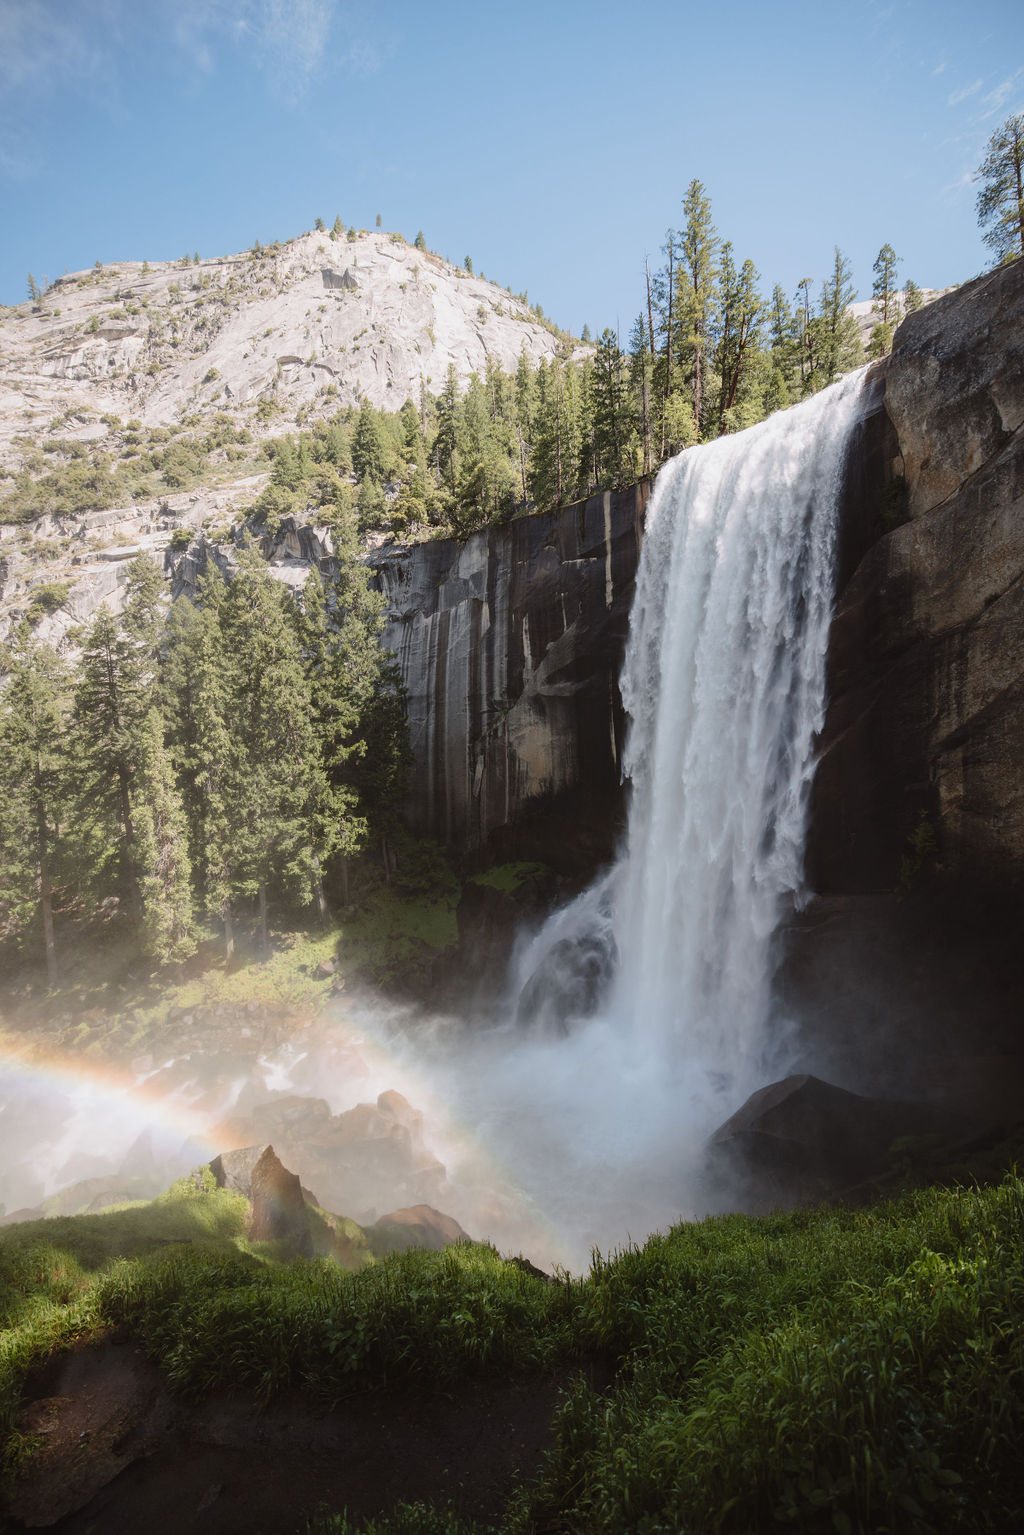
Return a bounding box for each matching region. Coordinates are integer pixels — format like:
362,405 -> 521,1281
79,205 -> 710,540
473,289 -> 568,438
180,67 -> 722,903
5,1336 -> 597,1534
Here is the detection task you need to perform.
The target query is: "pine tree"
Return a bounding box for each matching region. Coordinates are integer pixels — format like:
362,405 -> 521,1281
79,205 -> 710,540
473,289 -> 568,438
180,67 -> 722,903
219,538 -> 322,952
432,365 -> 460,501
293,566 -> 370,909
677,180 -> 719,436
132,707 -> 195,965
628,314 -> 654,476
591,329 -> 632,487
351,402 -> 390,486
795,277 -> 816,392
0,626 -> 71,985
872,243 -> 901,326
975,113 -> 1024,264
414,231 -> 427,252
903,279 -> 924,313
715,246 -> 764,433
159,574 -> 236,952
513,347 -> 538,501
73,600 -> 154,915
768,284 -> 802,407
812,249 -> 862,389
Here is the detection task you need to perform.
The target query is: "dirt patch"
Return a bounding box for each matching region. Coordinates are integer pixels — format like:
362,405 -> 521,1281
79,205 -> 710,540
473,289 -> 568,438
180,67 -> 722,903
6,1340 -> 600,1533
8,1336 -> 172,1528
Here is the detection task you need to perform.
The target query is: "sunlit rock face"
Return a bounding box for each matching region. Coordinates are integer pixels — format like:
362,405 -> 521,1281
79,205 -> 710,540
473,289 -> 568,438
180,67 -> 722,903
374,481 -> 649,871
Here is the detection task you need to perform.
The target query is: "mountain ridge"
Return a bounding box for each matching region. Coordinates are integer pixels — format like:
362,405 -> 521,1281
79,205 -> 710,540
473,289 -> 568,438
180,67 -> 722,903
0,228 -> 574,465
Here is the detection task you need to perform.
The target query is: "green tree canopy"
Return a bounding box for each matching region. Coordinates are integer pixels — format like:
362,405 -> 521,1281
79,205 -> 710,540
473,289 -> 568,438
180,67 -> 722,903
976,113 -> 1024,264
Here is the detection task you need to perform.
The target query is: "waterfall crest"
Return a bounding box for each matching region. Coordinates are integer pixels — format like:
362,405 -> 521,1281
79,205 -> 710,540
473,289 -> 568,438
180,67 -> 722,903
514,372 -> 868,1128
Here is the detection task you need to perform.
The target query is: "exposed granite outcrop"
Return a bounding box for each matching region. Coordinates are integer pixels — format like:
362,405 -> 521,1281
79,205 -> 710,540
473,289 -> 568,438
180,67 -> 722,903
375,481 -> 648,871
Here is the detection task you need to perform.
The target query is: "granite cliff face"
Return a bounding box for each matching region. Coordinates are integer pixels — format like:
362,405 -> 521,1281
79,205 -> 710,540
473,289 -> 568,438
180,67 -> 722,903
786,257 -> 1024,1098
374,483 -> 648,871
810,255 -> 1024,897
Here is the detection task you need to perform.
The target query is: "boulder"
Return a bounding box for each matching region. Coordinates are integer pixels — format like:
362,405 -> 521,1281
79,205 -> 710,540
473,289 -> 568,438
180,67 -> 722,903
211,1091 -> 449,1227
706,1073 -> 960,1212
208,1144 -> 313,1257
370,1204 -> 471,1253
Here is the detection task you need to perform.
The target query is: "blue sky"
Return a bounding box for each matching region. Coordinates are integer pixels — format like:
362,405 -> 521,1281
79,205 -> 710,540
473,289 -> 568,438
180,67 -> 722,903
1,0 -> 1022,334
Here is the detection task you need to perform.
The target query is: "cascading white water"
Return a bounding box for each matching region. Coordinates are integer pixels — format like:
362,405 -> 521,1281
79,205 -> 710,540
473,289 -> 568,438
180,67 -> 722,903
510,372 -> 868,1143
609,371 -> 867,1105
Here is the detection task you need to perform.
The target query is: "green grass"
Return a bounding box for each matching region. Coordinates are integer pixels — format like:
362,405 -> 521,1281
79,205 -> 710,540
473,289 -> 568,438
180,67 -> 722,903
306,1176 -> 1024,1535
0,877 -> 462,1060
336,886 -> 459,985
467,862 -> 549,895
0,1173 -> 249,1479
5,1172 -> 1024,1529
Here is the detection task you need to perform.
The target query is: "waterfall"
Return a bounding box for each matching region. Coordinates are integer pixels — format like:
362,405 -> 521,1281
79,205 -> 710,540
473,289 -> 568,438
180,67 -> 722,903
403,374 -> 871,1267
513,372 -> 868,1131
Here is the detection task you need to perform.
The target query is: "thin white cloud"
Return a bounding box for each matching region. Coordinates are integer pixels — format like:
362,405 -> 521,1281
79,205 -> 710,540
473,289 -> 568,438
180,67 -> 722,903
978,75 -> 1020,119
173,0 -> 349,88
0,0 -> 385,170
942,169 -> 975,195
947,79 -> 983,106
931,59 -> 947,77
0,0 -> 110,95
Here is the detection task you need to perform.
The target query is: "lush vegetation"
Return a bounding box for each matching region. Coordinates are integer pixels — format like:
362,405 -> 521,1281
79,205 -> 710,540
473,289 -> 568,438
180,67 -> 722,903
0,538 -> 410,984
3,1173 -> 1024,1530
244,184 -> 921,544
0,414 -> 255,526
975,112 -> 1024,265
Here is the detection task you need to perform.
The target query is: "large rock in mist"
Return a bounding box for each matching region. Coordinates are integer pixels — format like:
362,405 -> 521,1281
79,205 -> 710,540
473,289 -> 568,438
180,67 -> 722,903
208,1143 -> 313,1257
214,1090 -> 448,1226
706,1073 -> 962,1212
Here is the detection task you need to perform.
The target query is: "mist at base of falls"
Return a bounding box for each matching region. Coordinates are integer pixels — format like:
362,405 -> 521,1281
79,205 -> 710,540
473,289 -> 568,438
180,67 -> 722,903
0,376 -> 867,1272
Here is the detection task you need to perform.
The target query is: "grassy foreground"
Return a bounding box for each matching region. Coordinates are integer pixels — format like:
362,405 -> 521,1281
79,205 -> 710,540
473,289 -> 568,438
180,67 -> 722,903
3,1174 -> 1024,1531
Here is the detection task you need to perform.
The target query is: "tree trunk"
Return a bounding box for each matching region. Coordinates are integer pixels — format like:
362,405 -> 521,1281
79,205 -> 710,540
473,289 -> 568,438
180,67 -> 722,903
339,856 -> 350,907
223,905 -> 234,963
645,261 -> 656,357
312,852 -> 329,927
36,797 -> 57,989
118,769 -> 141,916
662,242 -> 674,458
381,837 -> 391,887
258,882 -> 268,955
